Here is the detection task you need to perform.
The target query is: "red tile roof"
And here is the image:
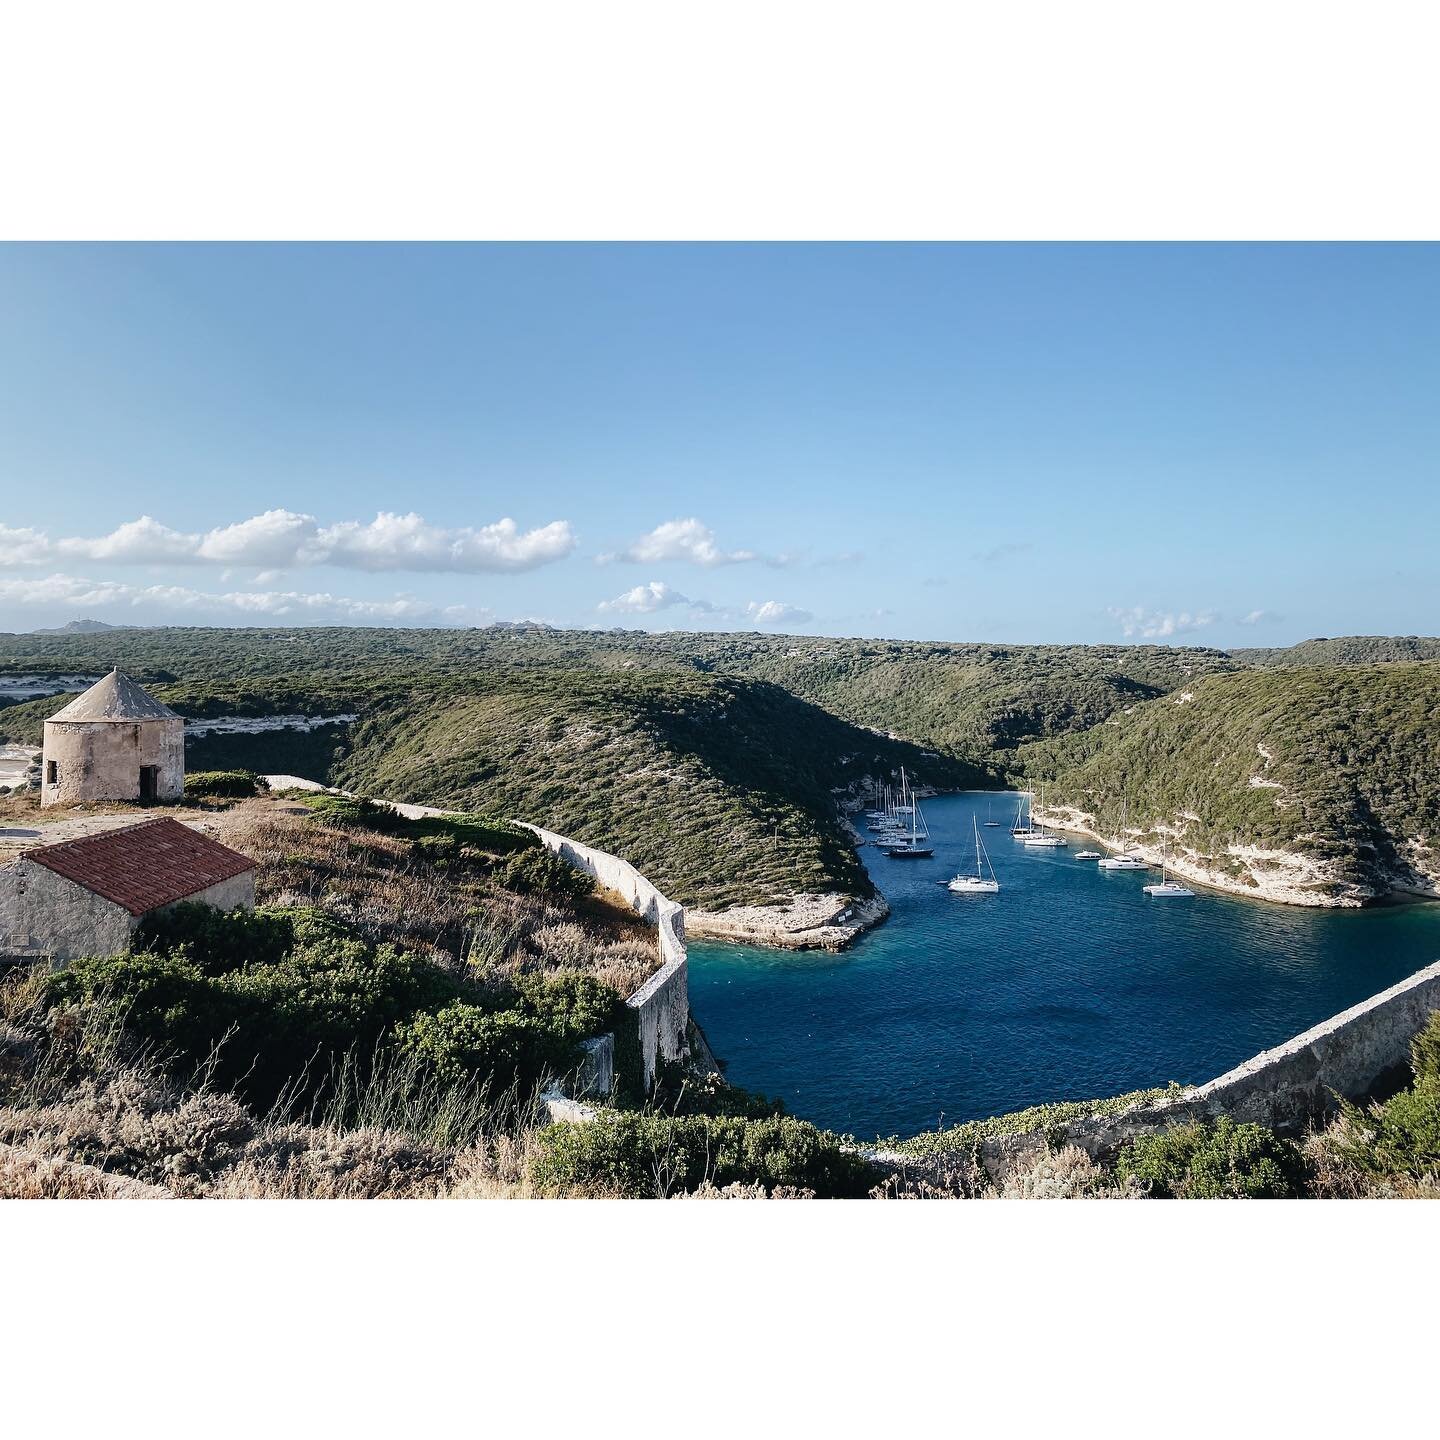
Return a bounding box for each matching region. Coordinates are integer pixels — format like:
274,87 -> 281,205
26,818 -> 257,916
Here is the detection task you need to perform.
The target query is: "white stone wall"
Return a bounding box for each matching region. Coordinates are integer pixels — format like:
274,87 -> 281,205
0,860 -> 255,962
520,823 -> 689,1091
0,860 -> 137,960
886,957 -> 1440,1185
156,870 -> 258,918
41,717 -> 184,808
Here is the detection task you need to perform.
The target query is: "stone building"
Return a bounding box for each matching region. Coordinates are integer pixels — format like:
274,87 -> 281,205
0,817 -> 256,964
41,669 -> 185,808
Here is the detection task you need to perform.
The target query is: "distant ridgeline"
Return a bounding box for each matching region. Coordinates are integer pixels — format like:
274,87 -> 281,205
2,626 -> 1438,911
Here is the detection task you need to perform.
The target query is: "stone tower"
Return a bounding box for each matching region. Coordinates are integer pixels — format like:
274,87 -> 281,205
41,669 -> 185,808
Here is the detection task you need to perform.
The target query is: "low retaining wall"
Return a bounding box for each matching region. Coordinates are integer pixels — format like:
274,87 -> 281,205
519,823 -> 689,1094
907,958 -> 1440,1183
1185,956 -> 1440,1129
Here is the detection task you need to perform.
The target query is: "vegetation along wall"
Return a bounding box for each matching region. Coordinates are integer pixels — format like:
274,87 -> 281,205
519,822 -> 690,1093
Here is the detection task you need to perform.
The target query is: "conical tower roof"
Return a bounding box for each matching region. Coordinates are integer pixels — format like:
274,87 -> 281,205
47,668 -> 179,723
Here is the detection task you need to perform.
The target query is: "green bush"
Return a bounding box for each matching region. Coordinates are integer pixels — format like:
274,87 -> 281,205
46,928 -> 470,1106
396,971 -> 622,1092
1333,1083 -> 1440,1184
498,847 -> 595,903
45,951 -> 244,1062
411,833 -> 463,870
530,1109 -> 875,1197
1113,1116 -> 1306,1198
135,903 -> 295,975
297,793 -> 406,833
184,769 -> 267,799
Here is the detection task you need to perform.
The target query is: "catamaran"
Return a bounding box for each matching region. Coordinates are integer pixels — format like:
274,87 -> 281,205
949,817 -> 1000,893
1143,848 -> 1194,897
1097,798 -> 1148,868
1097,852 -> 1149,870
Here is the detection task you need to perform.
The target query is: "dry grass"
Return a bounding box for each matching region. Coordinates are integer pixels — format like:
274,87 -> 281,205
0,998 -> 548,1199
1301,1115 -> 1440,1200
218,800 -> 659,996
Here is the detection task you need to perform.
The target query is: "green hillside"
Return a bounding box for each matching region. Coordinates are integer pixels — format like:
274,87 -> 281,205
0,624 -> 1233,757
6,624 -> 1438,910
0,641 -> 987,911
330,669 -> 984,909
1023,662 -> 1440,900
1233,636 -> 1440,667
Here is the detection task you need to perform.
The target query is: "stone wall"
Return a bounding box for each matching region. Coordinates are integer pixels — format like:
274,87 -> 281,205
893,957 -> 1440,1183
0,857 -> 256,962
42,717 -> 184,808
1183,957 -> 1440,1129
0,860 -> 136,961
520,823 -> 689,1092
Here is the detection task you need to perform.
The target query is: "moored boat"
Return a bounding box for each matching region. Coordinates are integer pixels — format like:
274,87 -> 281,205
949,817 -> 1000,893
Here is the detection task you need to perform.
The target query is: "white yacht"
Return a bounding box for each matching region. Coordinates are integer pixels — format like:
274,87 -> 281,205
1074,850 -> 1102,860
1098,853 -> 1149,870
1020,790 -> 1066,846
884,774 -> 934,858
1143,853 -> 1194,897
949,817 -> 1000,893
1010,793 -> 1034,837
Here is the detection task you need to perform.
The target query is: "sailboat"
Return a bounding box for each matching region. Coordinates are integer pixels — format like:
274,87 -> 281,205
983,798 -> 1002,828
1010,793 -> 1034,837
1143,845 -> 1195,897
1097,797 -> 1149,868
1019,785 -> 1065,846
949,817 -> 1000,893
884,773 -> 934,858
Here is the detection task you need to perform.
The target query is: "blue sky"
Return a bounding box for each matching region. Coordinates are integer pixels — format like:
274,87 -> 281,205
1,243 -> 1436,646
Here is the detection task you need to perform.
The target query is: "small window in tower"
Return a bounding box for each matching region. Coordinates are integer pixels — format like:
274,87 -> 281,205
46,760 -> 58,785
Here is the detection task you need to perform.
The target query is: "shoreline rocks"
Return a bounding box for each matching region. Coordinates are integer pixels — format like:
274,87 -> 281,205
687,890 -> 890,951
1032,801 -> 1436,909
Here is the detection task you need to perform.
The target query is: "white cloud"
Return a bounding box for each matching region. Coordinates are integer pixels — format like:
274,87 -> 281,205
745,600 -> 814,627
316,513 -> 576,572
1108,605 -> 1218,640
0,510 -> 576,574
597,581 -> 706,615
604,518 -> 755,567
196,509 -> 321,567
0,524 -> 61,566
0,572 -> 489,626
54,515 -> 201,564
1237,609 -> 1278,626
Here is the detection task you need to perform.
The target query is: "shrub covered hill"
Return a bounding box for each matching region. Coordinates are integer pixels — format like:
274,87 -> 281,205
1232,635 -> 1440,667
4,625 -> 1438,911
1020,661 -> 1440,905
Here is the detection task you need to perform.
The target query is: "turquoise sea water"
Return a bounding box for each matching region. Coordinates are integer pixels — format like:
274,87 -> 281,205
687,792 -> 1440,1140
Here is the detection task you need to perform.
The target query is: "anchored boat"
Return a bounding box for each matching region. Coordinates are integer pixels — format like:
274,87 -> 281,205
884,772 -> 934,858
1143,850 -> 1195,897
949,817 -> 1000,893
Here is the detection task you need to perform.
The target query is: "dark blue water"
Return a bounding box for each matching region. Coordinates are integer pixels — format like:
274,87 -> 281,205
689,792 -> 1440,1139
